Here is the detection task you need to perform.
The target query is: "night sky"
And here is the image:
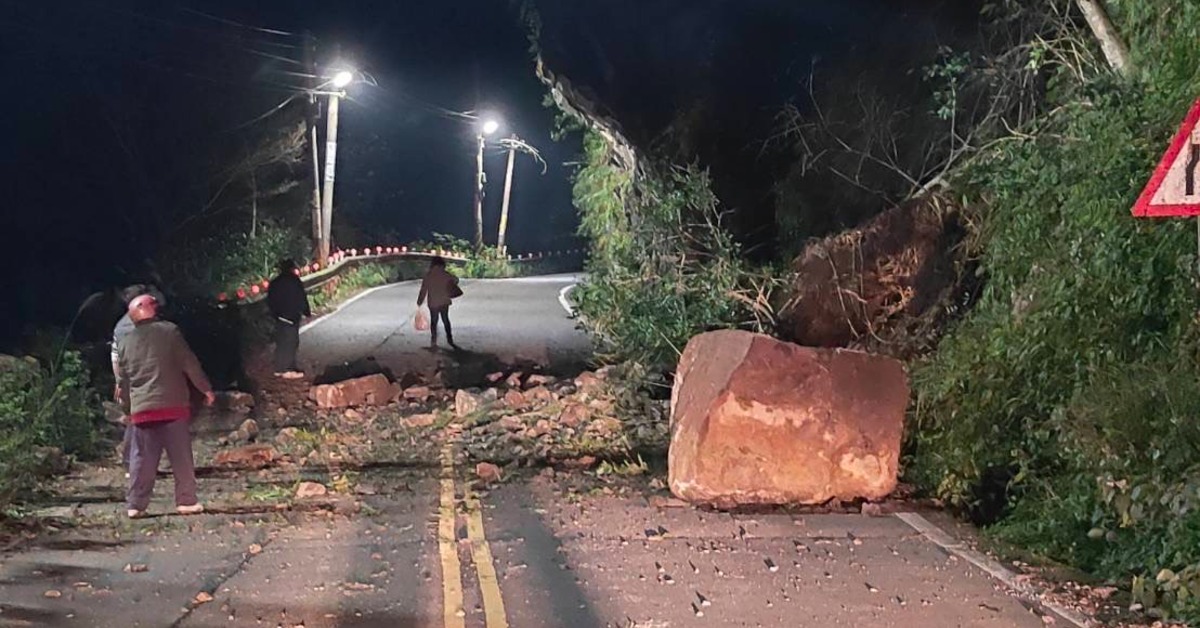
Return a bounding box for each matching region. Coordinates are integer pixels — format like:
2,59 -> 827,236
2,0 -> 577,349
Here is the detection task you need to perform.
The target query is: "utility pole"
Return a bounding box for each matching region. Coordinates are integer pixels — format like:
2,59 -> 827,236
473,132 -> 486,249
497,134 -> 517,255
302,32 -> 323,257
320,92 -> 340,263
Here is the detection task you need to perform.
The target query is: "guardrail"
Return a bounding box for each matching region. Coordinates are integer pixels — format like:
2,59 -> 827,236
215,245 -> 587,305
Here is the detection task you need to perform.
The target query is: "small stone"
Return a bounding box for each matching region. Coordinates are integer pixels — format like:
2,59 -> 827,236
295,481 -> 328,499
248,544 -> 263,555
194,591 -> 214,605
765,558 -> 778,572
344,408 -> 363,420
44,590 -> 62,598
123,563 -> 148,573
486,372 -> 505,383
405,414 -> 438,428
476,462 -> 503,484
455,390 -> 481,417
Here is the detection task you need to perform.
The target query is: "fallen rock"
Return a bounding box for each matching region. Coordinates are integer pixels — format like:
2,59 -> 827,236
403,386 -> 432,403
344,408 -> 364,421
502,389 -> 528,410
309,374 -> 399,409
238,418 -> 259,438
275,427 -> 302,444
526,374 -> 555,388
476,462 -> 503,484
587,417 -> 623,436
212,445 -> 280,469
32,446 -> 70,477
669,330 -> 908,506
487,372 -> 505,383
193,591 -> 214,605
455,389 -> 481,417
558,403 -> 590,427
574,371 -> 604,392
505,372 -> 524,388
498,416 -> 525,431
295,481 -> 328,499
216,391 -> 255,412
404,414 -> 438,428
525,386 -> 556,405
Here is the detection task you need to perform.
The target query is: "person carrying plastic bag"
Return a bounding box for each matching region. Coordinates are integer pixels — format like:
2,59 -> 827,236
416,256 -> 462,350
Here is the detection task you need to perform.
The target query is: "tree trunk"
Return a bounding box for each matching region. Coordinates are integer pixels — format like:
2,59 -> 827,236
1075,0 -> 1133,77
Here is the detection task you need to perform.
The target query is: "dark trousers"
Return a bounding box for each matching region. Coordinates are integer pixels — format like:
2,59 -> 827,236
429,305 -> 453,345
273,319 -> 300,372
127,419 -> 197,510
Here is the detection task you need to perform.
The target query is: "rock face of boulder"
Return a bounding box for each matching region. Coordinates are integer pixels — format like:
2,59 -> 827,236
309,375 -> 399,409
669,330 -> 908,506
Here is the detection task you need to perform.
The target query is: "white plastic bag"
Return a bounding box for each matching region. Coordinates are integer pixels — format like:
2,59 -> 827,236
413,308 -> 430,331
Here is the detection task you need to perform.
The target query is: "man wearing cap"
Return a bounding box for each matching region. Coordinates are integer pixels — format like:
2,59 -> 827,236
117,294 -> 215,518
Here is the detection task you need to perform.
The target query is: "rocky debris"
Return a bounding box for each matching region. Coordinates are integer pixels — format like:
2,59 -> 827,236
486,372 -> 505,383
224,418 -> 259,445
558,403 -> 589,427
275,427 -> 302,444
32,447 -> 70,477
475,462 -> 503,484
669,330 -> 908,506
455,389 -> 482,417
503,389 -> 528,410
402,386 -> 432,403
309,374 -> 400,409
212,444 -> 280,469
574,370 -> 605,392
525,386 -> 557,405
505,372 -> 524,388
295,481 -> 328,499
215,391 -> 255,413
404,414 -> 438,428
525,374 -> 555,388
193,591 -> 214,605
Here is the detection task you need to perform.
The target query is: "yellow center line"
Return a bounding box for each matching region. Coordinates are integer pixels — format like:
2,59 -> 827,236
464,489 -> 509,628
438,443 -> 465,628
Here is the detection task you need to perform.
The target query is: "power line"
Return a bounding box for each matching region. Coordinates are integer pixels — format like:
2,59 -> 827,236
179,7 -> 298,38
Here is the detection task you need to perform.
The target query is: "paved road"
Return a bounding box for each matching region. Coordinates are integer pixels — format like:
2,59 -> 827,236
299,275 -> 591,386
0,276 -> 1084,627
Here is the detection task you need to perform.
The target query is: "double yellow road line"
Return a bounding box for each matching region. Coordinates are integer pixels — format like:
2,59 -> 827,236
438,441 -> 508,628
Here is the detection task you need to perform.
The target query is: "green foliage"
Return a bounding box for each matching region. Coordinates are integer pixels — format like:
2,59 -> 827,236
161,220 -> 311,297
0,352 -> 100,506
908,1 -> 1200,620
571,130 -> 757,370
309,262 -> 406,312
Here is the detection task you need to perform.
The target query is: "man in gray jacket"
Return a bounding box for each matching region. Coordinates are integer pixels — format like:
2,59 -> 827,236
117,294 -> 215,518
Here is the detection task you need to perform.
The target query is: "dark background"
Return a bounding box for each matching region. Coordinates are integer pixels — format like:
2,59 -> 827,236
1,0 -> 982,352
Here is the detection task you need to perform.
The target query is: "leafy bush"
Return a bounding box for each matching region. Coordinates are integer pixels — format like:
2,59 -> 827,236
160,220 -> 311,298
907,1 -> 1200,619
570,130 -> 762,370
0,352 -> 100,505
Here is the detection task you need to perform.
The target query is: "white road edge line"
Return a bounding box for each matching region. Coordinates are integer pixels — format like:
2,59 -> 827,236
299,283 -> 397,335
894,512 -> 1092,628
557,284 -> 578,317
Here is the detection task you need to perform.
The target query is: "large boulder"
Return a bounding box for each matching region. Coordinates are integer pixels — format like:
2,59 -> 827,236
669,330 -> 907,506
309,374 -> 400,409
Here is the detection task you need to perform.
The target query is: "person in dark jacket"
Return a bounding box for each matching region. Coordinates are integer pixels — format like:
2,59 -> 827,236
118,294 -> 214,518
417,257 -> 461,350
266,259 -> 312,378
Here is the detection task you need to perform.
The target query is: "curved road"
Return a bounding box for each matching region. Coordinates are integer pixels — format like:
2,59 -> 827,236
299,274 -> 590,386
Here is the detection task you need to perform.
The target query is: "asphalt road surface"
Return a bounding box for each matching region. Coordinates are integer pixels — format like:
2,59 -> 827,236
298,274 -> 592,386
0,276 -> 1085,627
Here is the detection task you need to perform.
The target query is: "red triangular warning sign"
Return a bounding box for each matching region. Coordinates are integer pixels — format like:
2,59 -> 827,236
1133,98 -> 1200,217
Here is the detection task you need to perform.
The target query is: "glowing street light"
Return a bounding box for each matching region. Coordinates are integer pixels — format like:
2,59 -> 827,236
482,118 -> 500,135
332,70 -> 354,89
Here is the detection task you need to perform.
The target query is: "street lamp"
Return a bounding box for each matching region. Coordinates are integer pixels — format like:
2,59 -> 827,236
315,68 -> 355,262
332,70 -> 354,89
473,115 -> 501,248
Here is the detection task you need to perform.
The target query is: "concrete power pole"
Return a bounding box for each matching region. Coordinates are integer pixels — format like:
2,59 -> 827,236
497,135 -> 517,255
302,32 -> 323,257
473,133 -> 486,249
319,93 -> 340,262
